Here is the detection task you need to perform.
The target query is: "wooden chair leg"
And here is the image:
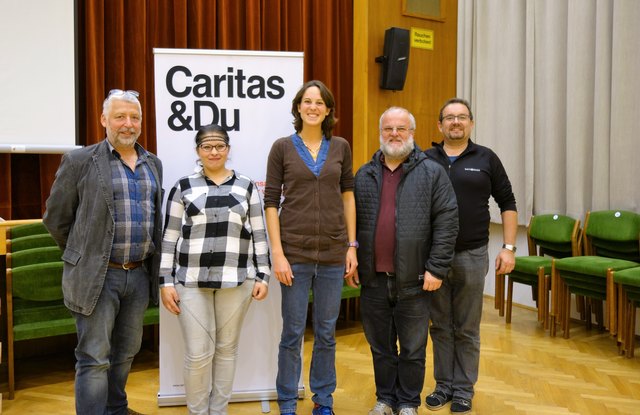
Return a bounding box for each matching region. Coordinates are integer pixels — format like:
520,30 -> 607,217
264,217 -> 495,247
576,294 -> 586,320
616,285 -> 626,354
556,272 -> 565,336
595,299 -> 604,332
543,274 -> 551,330
626,301 -> 636,358
585,299 -> 593,331
622,298 -> 630,357
536,267 -> 545,323
506,277 -> 514,324
495,271 -> 505,317
8,328 -> 15,399
495,271 -> 501,310
563,284 -> 571,339
606,270 -> 616,335
550,264 -> 559,337
6,296 -> 16,400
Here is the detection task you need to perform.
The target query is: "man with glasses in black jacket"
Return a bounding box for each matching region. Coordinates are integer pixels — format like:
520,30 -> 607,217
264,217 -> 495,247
425,98 -> 517,414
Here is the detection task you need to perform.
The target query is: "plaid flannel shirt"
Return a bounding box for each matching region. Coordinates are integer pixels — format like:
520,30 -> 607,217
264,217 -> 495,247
160,170 -> 270,288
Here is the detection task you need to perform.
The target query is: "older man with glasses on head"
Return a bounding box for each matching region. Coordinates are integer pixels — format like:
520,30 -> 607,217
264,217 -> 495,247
353,107 -> 458,415
44,89 -> 163,415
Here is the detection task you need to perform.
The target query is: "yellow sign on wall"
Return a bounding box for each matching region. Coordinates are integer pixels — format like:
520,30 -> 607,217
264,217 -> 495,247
411,27 -> 434,50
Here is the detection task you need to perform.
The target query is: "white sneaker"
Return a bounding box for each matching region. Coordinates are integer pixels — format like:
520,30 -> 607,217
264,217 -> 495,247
368,401 -> 397,415
398,408 -> 418,415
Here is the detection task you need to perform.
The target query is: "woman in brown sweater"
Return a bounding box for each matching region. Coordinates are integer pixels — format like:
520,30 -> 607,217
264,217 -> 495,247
264,80 -> 357,415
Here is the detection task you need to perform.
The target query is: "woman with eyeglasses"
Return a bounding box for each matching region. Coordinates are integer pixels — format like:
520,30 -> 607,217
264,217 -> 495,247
159,123 -> 270,415
264,80 -> 357,415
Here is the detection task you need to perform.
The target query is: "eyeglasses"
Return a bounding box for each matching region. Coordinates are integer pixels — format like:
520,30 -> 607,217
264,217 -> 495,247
442,114 -> 471,123
199,143 -> 229,153
381,126 -> 413,135
108,89 -> 140,98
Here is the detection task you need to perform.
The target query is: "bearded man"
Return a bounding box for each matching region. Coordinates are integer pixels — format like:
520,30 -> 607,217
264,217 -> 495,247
352,107 -> 459,415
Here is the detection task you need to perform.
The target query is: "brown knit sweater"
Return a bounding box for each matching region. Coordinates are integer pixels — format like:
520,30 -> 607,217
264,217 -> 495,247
264,135 -> 354,265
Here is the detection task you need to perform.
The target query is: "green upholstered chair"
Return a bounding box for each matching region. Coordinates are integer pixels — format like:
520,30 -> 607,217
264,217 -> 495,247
3,222 -> 160,399
8,233 -> 57,252
496,214 -> 580,328
8,245 -> 62,267
1,219 -> 43,258
7,221 -> 49,239
613,266 -> 640,357
5,223 -> 160,399
5,223 -> 69,400
550,210 -> 640,338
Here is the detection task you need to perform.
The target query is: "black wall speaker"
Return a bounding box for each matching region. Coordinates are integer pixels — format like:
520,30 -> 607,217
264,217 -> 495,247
376,27 -> 410,91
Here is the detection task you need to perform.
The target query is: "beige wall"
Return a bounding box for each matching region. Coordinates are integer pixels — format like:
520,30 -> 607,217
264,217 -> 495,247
353,0 -> 458,170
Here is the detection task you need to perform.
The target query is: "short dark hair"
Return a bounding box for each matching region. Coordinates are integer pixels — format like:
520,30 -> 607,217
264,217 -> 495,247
438,98 -> 474,122
291,80 -> 337,138
194,123 -> 229,147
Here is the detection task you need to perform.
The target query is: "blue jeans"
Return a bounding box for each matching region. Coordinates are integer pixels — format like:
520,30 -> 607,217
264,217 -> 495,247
360,273 -> 430,410
72,266 -> 149,415
429,245 -> 489,401
276,263 -> 344,414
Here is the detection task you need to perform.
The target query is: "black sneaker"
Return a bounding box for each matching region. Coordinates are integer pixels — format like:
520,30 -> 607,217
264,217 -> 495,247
424,390 -> 452,410
450,398 -> 472,414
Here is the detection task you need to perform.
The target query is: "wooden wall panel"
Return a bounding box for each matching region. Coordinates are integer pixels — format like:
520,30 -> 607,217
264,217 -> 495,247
353,0 -> 458,169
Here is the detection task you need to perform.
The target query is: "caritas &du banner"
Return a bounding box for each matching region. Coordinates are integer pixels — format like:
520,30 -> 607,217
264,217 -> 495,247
154,48 -> 303,406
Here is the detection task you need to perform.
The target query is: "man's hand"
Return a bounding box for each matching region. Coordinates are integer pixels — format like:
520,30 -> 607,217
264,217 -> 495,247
422,271 -> 442,291
495,249 -> 516,275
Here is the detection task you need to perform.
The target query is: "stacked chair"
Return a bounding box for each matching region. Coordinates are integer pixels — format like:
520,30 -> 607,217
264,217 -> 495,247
3,221 -> 161,398
613,266 -> 640,357
495,214 -> 580,328
550,210 -> 640,338
4,221 -> 71,399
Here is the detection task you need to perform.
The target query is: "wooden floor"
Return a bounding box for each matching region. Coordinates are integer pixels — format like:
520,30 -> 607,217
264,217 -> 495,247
2,297 -> 639,414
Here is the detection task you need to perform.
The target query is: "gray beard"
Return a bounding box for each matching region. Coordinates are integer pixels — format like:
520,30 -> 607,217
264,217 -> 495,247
380,136 -> 414,161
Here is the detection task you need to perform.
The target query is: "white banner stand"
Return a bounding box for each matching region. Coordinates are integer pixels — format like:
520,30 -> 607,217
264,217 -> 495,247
153,48 -> 304,410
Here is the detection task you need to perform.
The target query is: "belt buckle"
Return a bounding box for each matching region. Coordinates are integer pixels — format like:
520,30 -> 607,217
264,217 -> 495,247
121,262 -> 131,270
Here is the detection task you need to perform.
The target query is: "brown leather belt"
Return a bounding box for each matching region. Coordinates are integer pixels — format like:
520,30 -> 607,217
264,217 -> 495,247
108,260 -> 143,270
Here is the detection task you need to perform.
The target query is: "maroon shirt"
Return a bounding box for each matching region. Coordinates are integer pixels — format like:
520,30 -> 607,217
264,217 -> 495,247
374,157 -> 403,273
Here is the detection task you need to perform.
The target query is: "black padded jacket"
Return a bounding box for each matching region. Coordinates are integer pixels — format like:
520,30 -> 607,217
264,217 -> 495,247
354,146 -> 459,298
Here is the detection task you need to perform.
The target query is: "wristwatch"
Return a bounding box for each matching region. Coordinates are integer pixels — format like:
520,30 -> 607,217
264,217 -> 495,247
502,243 -> 517,253
347,241 -> 359,248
